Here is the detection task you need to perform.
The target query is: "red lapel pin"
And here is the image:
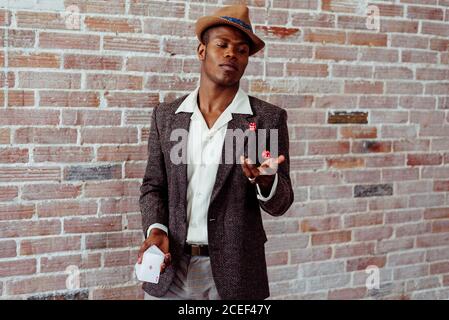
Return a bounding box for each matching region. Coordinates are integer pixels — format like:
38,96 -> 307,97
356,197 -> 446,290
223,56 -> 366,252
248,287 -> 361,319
262,150 -> 271,159
249,122 -> 256,131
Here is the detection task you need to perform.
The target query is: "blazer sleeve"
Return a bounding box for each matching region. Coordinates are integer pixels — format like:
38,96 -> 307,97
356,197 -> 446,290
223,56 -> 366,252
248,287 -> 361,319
139,104 -> 169,239
258,109 -> 294,216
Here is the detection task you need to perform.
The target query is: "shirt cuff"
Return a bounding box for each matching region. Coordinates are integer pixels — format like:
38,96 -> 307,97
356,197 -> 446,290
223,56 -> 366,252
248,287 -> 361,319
146,223 -> 168,238
256,173 -> 278,202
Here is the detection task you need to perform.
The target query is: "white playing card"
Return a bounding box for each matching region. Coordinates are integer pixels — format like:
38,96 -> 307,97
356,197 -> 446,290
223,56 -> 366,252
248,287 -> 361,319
135,245 -> 165,284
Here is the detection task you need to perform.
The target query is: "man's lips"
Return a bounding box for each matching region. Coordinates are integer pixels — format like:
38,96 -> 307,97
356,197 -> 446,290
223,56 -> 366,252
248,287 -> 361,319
219,63 -> 238,71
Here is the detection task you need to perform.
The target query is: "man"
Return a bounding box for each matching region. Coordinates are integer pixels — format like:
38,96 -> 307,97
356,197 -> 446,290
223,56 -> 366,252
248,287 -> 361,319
138,4 -> 294,300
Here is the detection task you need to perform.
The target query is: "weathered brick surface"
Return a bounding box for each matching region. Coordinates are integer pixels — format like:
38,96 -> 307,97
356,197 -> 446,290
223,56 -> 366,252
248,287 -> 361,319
0,0 -> 448,300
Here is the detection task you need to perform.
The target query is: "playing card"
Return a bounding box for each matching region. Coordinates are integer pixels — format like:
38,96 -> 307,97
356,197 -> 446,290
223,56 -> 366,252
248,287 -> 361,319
135,245 -> 165,284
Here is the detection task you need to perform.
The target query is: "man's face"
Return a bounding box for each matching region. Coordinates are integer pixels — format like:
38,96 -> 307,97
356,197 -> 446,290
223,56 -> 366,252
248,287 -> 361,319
198,25 -> 251,87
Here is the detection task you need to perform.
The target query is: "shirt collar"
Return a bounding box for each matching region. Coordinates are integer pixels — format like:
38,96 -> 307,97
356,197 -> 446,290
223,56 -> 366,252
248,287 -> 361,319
175,85 -> 253,116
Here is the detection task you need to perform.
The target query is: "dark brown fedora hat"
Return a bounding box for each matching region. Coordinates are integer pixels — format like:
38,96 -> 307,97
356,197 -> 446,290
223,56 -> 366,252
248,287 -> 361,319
195,4 -> 265,56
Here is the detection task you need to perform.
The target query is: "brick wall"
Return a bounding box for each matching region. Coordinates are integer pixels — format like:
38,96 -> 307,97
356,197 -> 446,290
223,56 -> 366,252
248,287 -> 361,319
0,0 -> 448,300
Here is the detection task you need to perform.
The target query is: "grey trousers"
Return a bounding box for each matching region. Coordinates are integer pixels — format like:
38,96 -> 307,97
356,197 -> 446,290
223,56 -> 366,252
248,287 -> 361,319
144,253 -> 221,300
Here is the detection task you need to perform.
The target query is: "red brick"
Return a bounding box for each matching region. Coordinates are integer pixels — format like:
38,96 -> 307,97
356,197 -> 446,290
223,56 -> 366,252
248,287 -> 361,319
290,247 -> 332,264
353,226 -> 393,241
308,141 -> 350,155
346,256 -> 386,271
422,21 -> 449,37
20,236 -> 81,255
371,3 -> 404,17
0,72 -> 14,88
430,38 -> 449,51
300,216 -> 341,232
33,147 -> 94,163
407,153 -> 443,166
0,128 -> 10,144
105,92 -> 159,108
332,65 -> 373,78
257,26 -> 300,40
344,81 -> 384,94
351,140 -> 392,153
64,216 -> 122,233
91,284 -> 144,300
143,18 -> 193,36
0,109 -> 59,126
374,66 -> 413,79
311,230 -> 351,245
0,259 -> 36,277
104,35 -> 159,53
408,6 -> 444,20
348,32 -> 387,46
334,243 -> 375,258
64,54 -> 122,70
391,34 -> 429,49
329,287 -> 367,299
434,181 -> 449,191
127,56 -> 182,73
65,0 -> 126,14
0,240 -> 16,258
286,63 -> 329,77
84,181 -> 140,198
4,90 -> 35,107
86,16 -> 141,32
432,220 -> 449,233
430,262 -> 449,274
0,167 -> 61,183
61,110 -> 121,126
104,249 -> 139,267
322,0 -> 358,13
303,29 -> 345,44
424,207 -> 449,220
42,89 -> 98,109
85,231 -> 143,250
326,157 -> 364,169
344,212 -> 383,228
86,74 -> 143,90
315,46 -> 357,61
360,48 -> 399,62
380,19 -> 419,33
402,50 -> 438,64
81,127 -> 138,144
14,128 -> 77,144
0,148 -> 29,163
125,162 -> 146,178
340,126 -> 377,139
268,44 -> 313,59
40,253 -> 101,273
22,184 -> 81,201
97,145 -> 148,161
0,220 -> 61,238
0,204 -> 34,221
0,186 -> 18,202
18,71 -> 81,89
6,275 -> 68,295
8,52 -> 60,68
37,200 -> 98,218
99,197 -> 139,214
0,29 -> 35,48
39,32 -> 100,50
16,11 -> 68,30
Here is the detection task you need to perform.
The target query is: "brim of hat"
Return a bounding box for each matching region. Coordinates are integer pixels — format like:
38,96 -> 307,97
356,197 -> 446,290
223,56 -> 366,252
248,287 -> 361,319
195,16 -> 265,56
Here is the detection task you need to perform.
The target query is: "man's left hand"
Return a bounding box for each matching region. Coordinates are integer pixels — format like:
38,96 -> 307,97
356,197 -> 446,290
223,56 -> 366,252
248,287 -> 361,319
240,155 -> 285,195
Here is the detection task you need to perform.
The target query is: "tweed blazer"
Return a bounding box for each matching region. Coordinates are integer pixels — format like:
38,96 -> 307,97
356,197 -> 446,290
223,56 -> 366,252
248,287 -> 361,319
139,92 -> 294,300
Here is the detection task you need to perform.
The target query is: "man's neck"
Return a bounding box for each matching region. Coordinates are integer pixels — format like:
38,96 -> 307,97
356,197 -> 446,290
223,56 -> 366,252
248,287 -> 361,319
197,78 -> 239,114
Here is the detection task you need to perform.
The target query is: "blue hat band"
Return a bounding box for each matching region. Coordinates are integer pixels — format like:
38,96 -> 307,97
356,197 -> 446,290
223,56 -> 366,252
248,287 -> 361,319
220,16 -> 253,32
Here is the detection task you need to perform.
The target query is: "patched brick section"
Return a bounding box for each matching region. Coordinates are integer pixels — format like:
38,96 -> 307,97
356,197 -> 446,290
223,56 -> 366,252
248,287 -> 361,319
328,111 -> 368,124
354,184 -> 393,197
63,165 -> 122,181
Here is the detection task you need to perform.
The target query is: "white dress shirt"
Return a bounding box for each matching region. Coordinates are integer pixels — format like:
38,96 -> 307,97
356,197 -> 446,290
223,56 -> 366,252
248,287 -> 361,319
146,86 -> 278,244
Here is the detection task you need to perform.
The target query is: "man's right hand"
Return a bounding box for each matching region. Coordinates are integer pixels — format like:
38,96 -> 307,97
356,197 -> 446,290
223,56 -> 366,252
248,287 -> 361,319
137,228 -> 171,274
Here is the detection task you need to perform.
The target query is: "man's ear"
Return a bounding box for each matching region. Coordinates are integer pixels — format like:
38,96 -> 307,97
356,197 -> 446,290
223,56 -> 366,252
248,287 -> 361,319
197,42 -> 206,61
